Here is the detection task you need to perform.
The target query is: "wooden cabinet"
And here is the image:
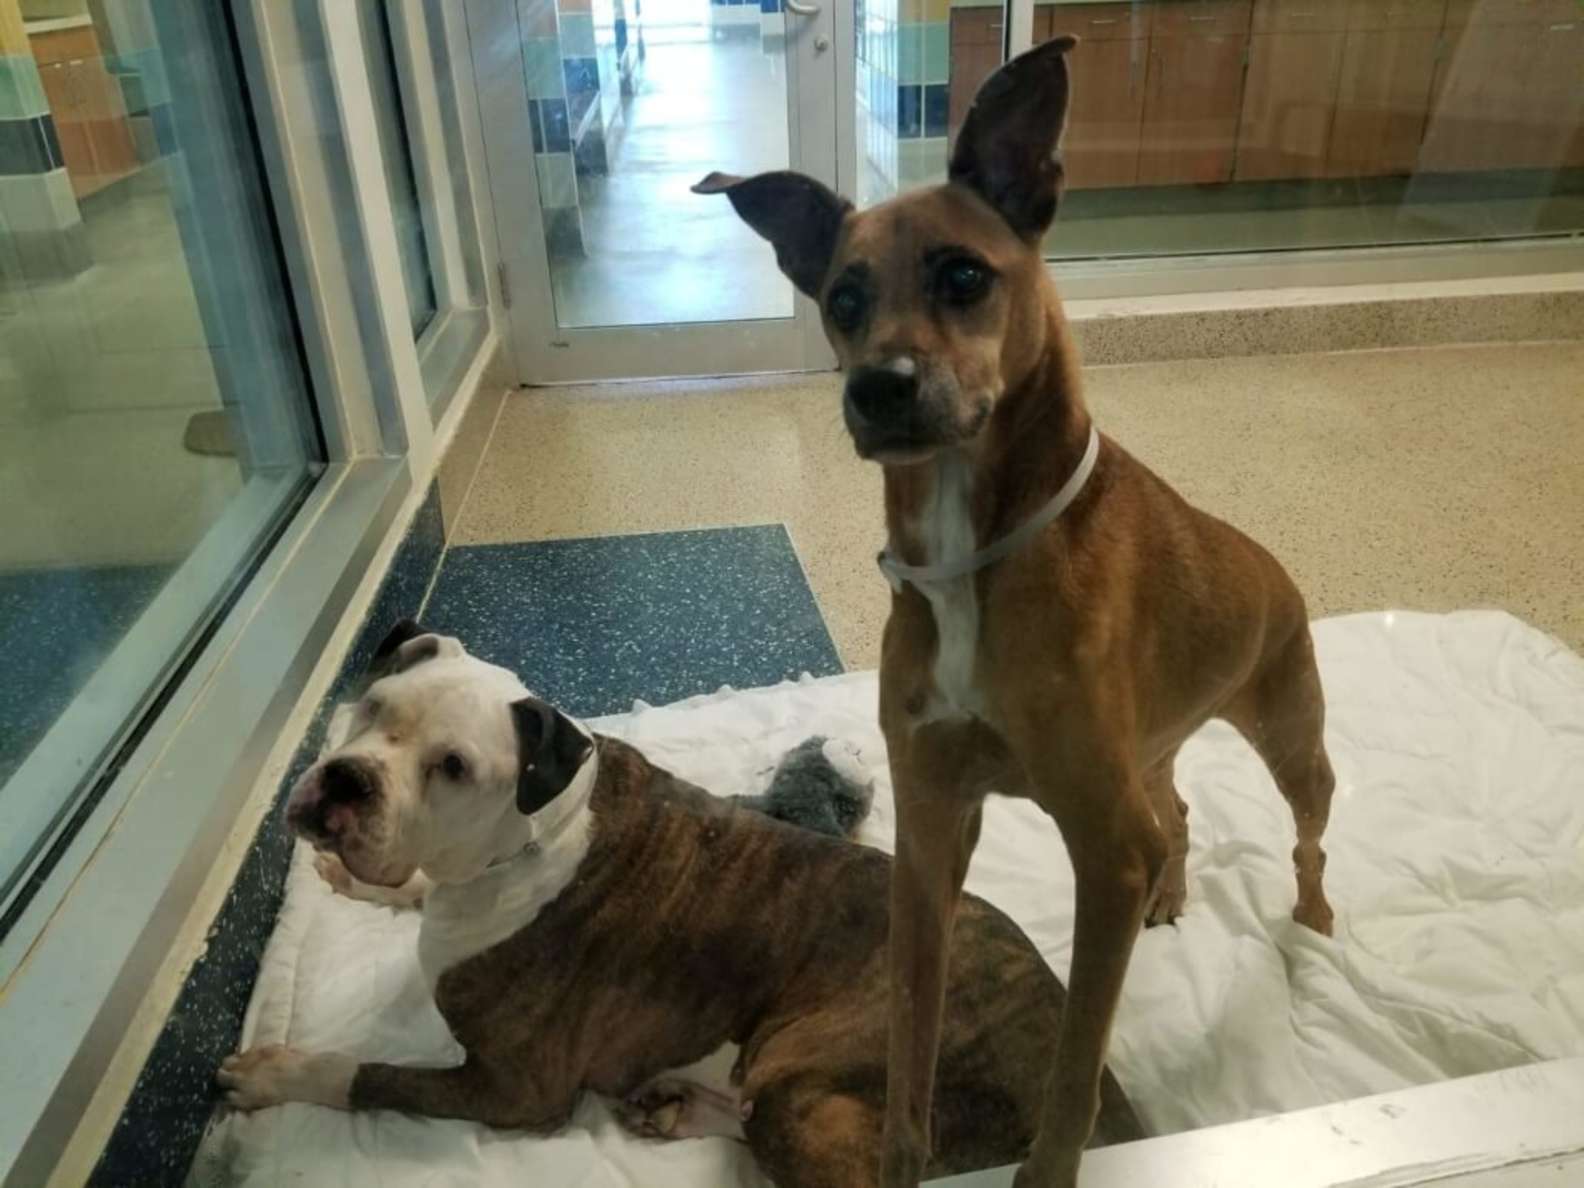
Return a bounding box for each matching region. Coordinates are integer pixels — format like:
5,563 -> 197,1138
1138,2 -> 1251,185
947,8 -> 1003,149
1344,0 -> 1447,31
1326,27 -> 1441,176
1151,0 -> 1253,36
1442,0 -> 1577,27
1237,26 -> 1345,180
29,23 -> 139,199
1035,4 -> 1150,188
1252,0 -> 1347,32
1063,36 -> 1151,187
943,0 -> 1579,186
1041,1 -> 1152,43
1421,17 -> 1584,171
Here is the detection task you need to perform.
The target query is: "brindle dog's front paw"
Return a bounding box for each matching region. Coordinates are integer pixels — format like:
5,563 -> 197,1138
217,1045 -> 301,1111
313,851 -> 356,896
217,1044 -> 356,1111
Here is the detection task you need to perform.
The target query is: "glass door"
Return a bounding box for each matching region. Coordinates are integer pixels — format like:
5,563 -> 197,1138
471,0 -> 842,381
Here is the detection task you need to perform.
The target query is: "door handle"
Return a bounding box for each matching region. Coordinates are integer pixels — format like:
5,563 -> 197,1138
785,0 -> 820,16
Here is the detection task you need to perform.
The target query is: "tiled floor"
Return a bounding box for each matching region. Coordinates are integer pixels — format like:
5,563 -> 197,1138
546,27 -> 795,329
452,340 -> 1584,667
424,526 -> 841,715
0,562 -> 171,786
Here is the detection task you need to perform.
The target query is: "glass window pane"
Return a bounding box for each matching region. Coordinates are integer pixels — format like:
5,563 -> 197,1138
522,0 -> 798,329
857,0 -> 1001,202
1028,0 -> 1584,260
423,1 -> 486,309
0,0 -> 321,904
356,0 -> 438,339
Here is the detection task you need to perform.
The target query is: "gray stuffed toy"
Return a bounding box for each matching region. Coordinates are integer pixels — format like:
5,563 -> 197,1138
731,736 -> 874,840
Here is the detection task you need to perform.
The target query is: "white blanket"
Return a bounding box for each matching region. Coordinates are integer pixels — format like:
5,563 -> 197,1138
192,611 -> 1584,1187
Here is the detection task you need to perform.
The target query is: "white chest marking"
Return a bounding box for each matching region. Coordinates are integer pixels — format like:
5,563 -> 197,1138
915,455 -> 981,721
416,760 -> 596,988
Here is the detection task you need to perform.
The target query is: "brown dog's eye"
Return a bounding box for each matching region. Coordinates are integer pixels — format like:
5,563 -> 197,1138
826,284 -> 866,333
440,752 -> 468,782
939,258 -> 991,306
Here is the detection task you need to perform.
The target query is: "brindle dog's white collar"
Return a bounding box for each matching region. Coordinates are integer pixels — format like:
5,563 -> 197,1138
877,424 -> 1101,592
488,729 -> 598,870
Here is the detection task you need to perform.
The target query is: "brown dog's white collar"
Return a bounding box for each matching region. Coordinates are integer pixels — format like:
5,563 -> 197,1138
877,425 -> 1101,593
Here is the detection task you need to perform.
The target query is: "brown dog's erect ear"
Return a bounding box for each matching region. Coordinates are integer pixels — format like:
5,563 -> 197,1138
510,696 -> 594,815
693,170 -> 850,297
949,36 -> 1077,240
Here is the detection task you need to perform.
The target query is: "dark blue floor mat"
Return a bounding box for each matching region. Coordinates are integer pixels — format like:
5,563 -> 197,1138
423,524 -> 843,716
0,563 -> 174,786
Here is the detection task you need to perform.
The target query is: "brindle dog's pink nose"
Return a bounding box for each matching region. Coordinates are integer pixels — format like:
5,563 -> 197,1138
287,757 -> 375,839
845,366 -> 918,427
321,757 -> 375,804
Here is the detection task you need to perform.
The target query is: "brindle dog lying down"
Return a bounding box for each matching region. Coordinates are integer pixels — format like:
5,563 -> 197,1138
219,622 -> 1144,1186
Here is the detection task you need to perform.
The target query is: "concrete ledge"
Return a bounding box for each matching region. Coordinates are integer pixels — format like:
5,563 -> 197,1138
1066,272 -> 1584,366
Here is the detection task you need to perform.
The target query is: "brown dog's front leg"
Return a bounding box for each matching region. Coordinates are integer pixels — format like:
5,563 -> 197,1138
1018,763 -> 1164,1188
882,768 -> 983,1188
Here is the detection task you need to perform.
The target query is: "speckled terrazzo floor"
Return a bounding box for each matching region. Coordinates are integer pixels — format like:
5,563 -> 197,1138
423,526 -> 842,715
0,563 -> 172,789
455,340 -> 1584,664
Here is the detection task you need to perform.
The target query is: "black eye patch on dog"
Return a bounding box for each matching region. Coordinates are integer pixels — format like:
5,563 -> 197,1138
510,697 -> 595,815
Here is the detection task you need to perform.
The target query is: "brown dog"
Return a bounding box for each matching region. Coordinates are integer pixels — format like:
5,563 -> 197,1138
699,37 -> 1336,1188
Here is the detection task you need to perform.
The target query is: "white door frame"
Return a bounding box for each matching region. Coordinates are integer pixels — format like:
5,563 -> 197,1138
466,0 -> 845,383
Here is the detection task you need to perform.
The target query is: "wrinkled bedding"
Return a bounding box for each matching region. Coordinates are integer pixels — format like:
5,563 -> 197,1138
192,611 -> 1584,1186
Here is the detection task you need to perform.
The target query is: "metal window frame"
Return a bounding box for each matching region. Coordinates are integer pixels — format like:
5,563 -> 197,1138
0,0 -> 503,1181
385,0 -> 494,418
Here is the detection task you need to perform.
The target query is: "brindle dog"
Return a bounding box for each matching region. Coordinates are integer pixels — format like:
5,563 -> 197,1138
219,630 -> 1143,1187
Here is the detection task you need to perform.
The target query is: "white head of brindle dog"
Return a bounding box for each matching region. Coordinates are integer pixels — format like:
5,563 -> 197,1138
286,620 -> 594,895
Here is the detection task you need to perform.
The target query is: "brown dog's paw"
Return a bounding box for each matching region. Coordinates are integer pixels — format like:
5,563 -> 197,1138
1293,897 -> 1335,937
615,1078 -> 749,1141
1144,860 -> 1187,927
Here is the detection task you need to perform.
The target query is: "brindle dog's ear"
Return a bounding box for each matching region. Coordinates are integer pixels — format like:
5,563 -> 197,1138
949,35 -> 1077,240
510,697 -> 594,815
693,170 -> 851,298
367,619 -> 435,680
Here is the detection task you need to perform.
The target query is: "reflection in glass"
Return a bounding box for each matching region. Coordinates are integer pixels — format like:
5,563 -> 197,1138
357,0 -> 439,339
887,0 -> 1583,259
522,0 -> 796,329
0,0 -> 320,904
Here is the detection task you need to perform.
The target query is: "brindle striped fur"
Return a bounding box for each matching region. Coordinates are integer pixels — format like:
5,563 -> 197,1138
353,735 -> 1142,1186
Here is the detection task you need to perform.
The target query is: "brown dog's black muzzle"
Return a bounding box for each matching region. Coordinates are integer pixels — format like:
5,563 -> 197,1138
844,366 -> 918,432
